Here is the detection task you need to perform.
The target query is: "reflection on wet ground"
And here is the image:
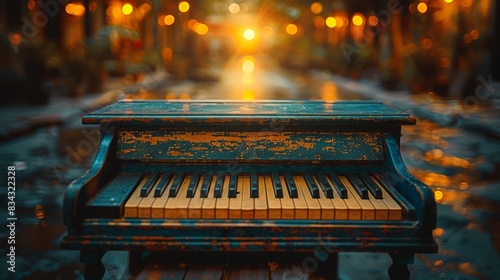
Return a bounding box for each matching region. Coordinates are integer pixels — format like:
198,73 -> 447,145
1,55 -> 499,279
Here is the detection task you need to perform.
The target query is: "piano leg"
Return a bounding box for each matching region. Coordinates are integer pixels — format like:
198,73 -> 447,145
388,253 -> 413,280
80,250 -> 105,280
314,252 -> 338,280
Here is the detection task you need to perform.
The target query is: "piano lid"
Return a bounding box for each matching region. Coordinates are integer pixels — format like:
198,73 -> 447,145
82,100 -> 416,126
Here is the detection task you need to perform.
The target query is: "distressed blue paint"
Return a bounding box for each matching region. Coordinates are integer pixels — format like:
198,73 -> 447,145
62,100 -> 436,278
117,130 -> 383,161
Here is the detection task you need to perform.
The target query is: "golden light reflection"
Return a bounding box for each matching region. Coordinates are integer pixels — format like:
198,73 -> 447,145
326,17 -> 337,28
242,89 -> 255,100
229,3 -> 240,14
122,3 -> 133,15
28,0 -> 35,10
195,23 -> 209,35
444,0 -> 453,3
179,92 -> 191,99
164,15 -> 175,25
243,29 -> 256,40
433,228 -> 444,237
321,81 -> 338,101
165,92 -> 176,100
310,2 -> 323,14
434,189 -> 443,202
66,3 -> 86,16
434,260 -> 444,267
417,3 -> 428,13
179,1 -> 190,13
285,24 -> 298,35
368,16 -> 378,26
242,74 -> 254,85
352,14 -> 364,26
35,205 -> 45,219
242,57 -> 255,74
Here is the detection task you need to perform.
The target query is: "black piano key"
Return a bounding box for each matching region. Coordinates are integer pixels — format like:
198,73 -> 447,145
328,173 -> 348,199
271,173 -> 283,198
316,173 -> 334,198
359,173 -> 383,199
186,173 -> 201,198
346,174 -> 369,199
304,173 -> 320,198
228,173 -> 238,198
154,173 -> 174,197
213,173 -> 224,198
140,173 -> 161,197
284,172 -> 298,198
168,173 -> 184,197
250,173 -> 259,198
200,173 -> 213,198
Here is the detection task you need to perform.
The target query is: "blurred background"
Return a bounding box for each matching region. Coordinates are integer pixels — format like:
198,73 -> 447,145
0,0 -> 499,279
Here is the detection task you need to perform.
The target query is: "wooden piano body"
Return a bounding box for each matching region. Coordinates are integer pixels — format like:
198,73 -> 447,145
61,100 -> 437,279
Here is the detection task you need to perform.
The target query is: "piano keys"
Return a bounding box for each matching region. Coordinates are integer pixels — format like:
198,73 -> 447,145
91,171 -> 403,220
62,100 -> 437,280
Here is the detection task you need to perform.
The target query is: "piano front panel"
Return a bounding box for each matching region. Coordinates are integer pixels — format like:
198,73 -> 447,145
88,171 -> 404,221
117,131 -> 384,161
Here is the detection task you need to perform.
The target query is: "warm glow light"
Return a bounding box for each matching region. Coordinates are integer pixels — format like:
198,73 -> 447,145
444,0 -> 453,3
122,3 -> 133,15
28,0 -> 35,10
243,29 -> 255,40
285,23 -> 298,35
368,15 -> 378,26
162,47 -> 173,60
164,15 -> 175,25
325,17 -> 336,28
66,3 -> 86,16
352,14 -> 364,26
229,3 -> 240,14
195,23 -> 209,35
179,1 -> 190,13
242,74 -> 254,85
434,190 -> 443,202
139,3 -> 151,14
310,2 -> 323,14
242,59 -> 255,74
440,58 -> 450,68
336,17 -> 345,27
417,3 -> 427,13
188,19 -> 198,29
422,38 -> 432,49
158,16 -> 166,26
242,89 -> 255,100
89,1 -> 97,12
9,33 -> 22,45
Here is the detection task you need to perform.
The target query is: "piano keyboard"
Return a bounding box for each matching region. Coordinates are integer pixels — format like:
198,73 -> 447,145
120,172 -> 402,220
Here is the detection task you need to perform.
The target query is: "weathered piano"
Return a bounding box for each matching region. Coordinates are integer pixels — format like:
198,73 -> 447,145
62,100 -> 437,279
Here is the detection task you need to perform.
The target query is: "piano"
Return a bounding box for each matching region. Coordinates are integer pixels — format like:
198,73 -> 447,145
61,100 -> 437,279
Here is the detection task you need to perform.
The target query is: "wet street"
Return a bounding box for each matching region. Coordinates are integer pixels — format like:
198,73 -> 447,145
1,54 -> 499,280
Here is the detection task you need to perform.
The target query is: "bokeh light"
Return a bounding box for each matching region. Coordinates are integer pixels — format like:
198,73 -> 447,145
164,15 -> 175,26
122,3 -> 133,15
325,17 -> 336,28
352,14 -> 364,26
417,3 -> 428,13
179,1 -> 190,13
229,3 -> 240,14
285,23 -> 298,35
195,23 -> 209,35
243,29 -> 255,40
310,2 -> 323,14
368,15 -> 378,26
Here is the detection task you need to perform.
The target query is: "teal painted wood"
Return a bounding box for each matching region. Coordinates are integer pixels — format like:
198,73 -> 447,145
82,100 -> 416,127
382,133 -> 437,236
117,130 -> 383,161
62,100 -> 437,279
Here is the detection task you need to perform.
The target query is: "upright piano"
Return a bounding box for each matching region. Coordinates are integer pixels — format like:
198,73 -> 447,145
62,100 -> 437,279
